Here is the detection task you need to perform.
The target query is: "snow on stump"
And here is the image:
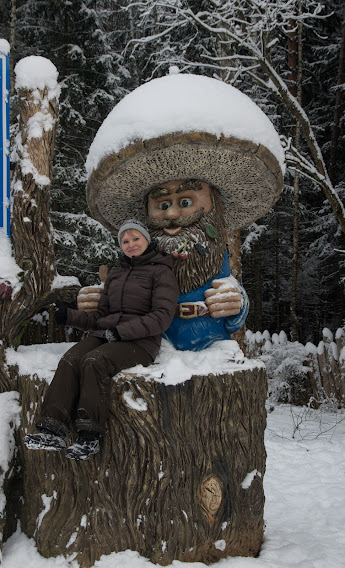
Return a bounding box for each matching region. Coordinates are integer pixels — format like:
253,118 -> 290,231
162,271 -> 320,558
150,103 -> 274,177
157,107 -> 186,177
0,392 -> 21,561
11,341 -> 267,566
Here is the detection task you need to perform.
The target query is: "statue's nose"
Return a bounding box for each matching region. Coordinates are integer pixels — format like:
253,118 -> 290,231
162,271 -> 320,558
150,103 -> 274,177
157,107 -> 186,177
164,203 -> 180,219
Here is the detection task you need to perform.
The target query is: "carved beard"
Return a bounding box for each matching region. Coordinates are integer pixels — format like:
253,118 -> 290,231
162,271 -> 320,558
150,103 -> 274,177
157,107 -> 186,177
146,193 -> 227,294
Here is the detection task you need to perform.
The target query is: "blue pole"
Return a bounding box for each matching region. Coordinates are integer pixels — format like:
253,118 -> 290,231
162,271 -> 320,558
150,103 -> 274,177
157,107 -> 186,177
0,40 -> 10,238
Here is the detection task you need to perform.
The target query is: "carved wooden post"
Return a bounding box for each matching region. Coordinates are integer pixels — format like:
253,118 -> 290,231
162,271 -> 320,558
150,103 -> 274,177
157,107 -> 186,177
0,56 -> 79,348
8,355 -> 267,567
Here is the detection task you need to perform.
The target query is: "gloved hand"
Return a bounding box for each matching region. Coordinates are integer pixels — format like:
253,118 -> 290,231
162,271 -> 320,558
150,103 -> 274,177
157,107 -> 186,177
54,300 -> 68,325
104,328 -> 120,342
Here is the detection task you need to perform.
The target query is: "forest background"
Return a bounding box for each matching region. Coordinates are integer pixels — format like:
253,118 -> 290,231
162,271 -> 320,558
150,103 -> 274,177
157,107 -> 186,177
1,0 -> 345,346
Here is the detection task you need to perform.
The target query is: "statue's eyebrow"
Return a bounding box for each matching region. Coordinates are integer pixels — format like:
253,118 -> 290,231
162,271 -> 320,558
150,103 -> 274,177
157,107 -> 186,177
149,180 -> 203,199
149,187 -> 172,200
176,180 -> 203,193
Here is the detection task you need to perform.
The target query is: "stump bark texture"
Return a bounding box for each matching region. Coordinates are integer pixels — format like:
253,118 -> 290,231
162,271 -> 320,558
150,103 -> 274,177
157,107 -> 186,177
12,364 -> 267,566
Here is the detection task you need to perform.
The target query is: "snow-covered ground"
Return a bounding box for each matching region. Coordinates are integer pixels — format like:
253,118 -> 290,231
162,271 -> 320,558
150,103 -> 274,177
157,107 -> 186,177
1,342 -> 345,568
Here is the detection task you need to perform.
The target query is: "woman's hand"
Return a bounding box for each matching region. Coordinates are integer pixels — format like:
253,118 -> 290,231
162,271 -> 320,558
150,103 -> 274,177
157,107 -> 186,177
105,328 -> 120,342
54,301 -> 68,325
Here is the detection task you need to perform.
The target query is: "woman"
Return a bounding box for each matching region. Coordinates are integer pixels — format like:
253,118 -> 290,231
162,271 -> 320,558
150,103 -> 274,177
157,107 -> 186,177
24,219 -> 179,460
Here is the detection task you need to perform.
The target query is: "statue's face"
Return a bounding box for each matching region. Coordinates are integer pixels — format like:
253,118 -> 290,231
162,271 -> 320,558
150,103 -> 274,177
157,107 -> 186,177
146,178 -> 227,293
147,179 -> 213,235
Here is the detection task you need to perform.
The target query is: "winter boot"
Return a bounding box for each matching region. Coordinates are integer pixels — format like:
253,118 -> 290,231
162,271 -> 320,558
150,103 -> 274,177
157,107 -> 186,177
65,433 -> 100,461
24,428 -> 66,451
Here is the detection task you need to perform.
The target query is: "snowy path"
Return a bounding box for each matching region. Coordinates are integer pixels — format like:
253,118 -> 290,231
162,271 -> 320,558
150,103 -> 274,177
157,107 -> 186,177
2,404 -> 345,568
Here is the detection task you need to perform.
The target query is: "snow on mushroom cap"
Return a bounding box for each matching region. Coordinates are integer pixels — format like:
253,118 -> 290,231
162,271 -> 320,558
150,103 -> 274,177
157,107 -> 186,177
86,73 -> 285,176
14,56 -> 59,92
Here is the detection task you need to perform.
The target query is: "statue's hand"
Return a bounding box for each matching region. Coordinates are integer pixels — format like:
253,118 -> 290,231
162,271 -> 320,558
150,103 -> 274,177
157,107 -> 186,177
204,280 -> 242,318
77,265 -> 108,312
77,286 -> 103,312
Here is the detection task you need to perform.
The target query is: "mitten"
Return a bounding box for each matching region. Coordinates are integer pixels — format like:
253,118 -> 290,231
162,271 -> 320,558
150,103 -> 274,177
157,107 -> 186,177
54,300 -> 68,325
105,328 -> 120,342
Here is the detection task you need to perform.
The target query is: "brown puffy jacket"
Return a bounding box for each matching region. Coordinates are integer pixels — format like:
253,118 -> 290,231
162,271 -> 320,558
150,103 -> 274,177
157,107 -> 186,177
66,249 -> 179,360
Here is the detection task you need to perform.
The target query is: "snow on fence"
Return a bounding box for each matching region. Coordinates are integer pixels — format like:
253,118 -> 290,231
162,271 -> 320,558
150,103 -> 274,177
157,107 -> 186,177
245,328 -> 345,407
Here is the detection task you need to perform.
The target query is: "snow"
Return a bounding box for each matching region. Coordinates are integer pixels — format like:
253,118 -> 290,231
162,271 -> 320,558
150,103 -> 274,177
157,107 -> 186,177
27,111 -> 55,140
15,144 -> 51,186
52,274 -> 81,290
0,229 -> 22,294
0,392 -> 21,471
5,339 -> 261,388
14,56 -> 59,96
1,404 -> 344,568
0,391 -> 21,514
241,470 -> 262,490
214,540 -> 226,552
335,328 -> 345,340
0,39 -> 10,55
339,347 -> 345,365
2,342 -> 345,567
5,343 -> 77,384
123,391 -> 147,412
322,327 -> 333,342
37,493 -> 57,531
121,339 -> 262,386
86,73 -> 285,176
305,342 -> 317,356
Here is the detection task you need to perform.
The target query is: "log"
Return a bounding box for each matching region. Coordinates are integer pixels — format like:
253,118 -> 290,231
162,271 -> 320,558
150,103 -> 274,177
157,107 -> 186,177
7,354 -> 267,567
0,60 -> 80,348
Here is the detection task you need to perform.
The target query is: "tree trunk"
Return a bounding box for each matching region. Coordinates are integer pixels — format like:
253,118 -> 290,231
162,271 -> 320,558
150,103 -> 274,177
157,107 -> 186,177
13,364 -> 267,567
9,0 -> 16,98
289,3 -> 303,342
253,240 -> 262,331
290,168 -> 300,342
0,67 -> 79,347
287,18 -> 297,97
228,230 -> 245,350
329,10 -> 345,185
274,211 -> 281,333
128,5 -> 140,88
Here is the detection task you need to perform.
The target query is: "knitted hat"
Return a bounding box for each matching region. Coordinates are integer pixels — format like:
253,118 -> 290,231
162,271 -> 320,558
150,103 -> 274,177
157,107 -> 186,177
86,74 -> 284,233
117,219 -> 151,245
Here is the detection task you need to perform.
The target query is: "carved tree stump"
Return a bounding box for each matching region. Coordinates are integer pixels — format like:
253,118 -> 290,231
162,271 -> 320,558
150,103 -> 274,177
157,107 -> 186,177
12,363 -> 267,567
0,59 -> 79,348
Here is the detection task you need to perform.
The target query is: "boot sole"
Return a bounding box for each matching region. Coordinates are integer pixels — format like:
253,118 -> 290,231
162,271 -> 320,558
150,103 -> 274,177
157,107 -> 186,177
65,449 -> 99,461
24,435 -> 66,451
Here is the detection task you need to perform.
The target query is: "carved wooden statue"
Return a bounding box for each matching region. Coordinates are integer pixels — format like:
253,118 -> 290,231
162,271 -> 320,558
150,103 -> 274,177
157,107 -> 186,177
3,72 -> 284,566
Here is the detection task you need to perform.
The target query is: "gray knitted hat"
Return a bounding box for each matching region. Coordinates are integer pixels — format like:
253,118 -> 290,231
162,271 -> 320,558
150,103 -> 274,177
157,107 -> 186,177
118,219 -> 151,245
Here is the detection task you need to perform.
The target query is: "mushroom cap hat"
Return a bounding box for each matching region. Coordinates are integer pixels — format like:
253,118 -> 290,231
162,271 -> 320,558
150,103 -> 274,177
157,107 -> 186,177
86,72 -> 285,233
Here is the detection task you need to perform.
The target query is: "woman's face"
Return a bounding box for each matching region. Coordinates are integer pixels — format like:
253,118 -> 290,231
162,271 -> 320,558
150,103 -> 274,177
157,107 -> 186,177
120,229 -> 149,257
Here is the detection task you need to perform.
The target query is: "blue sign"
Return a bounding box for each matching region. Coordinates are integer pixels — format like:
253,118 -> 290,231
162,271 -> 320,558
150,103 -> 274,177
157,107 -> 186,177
0,41 -> 10,237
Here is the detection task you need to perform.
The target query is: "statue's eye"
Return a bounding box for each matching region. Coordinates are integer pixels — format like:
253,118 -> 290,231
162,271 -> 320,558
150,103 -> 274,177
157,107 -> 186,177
180,198 -> 193,208
158,201 -> 171,210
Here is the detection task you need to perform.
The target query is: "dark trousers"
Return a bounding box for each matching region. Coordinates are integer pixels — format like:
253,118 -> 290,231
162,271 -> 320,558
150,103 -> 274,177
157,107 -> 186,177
37,335 -> 153,436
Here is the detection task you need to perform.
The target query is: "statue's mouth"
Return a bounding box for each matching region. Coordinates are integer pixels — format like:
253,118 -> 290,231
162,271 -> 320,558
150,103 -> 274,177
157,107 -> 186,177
163,226 -> 182,236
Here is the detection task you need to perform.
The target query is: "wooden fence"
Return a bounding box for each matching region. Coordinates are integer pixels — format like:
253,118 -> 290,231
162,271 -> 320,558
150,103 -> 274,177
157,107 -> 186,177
245,328 -> 345,406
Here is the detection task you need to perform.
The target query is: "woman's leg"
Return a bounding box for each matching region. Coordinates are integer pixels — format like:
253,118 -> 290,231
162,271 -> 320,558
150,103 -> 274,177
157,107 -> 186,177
75,341 -> 153,435
36,335 -> 105,436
